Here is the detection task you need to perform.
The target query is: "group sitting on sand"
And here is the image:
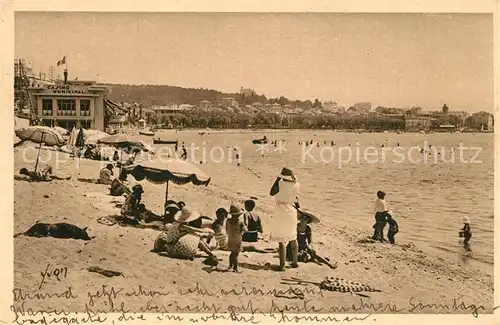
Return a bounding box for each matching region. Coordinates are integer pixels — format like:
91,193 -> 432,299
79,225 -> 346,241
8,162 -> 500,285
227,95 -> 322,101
106,164 -> 332,272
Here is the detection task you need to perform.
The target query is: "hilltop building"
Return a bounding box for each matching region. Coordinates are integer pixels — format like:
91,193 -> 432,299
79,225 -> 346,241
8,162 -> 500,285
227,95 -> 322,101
240,87 -> 256,97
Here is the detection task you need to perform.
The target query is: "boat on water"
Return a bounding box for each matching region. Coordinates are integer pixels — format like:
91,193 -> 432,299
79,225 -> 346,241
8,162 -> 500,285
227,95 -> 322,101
139,129 -> 155,136
252,136 -> 268,144
153,138 -> 179,145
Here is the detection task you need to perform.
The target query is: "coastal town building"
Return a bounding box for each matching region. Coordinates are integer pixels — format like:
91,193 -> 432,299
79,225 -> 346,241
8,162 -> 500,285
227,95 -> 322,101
221,97 -> 239,108
353,102 -> 372,112
28,78 -> 109,131
269,103 -> 282,114
405,116 -> 431,132
469,111 -> 494,131
435,124 -> 456,132
322,101 -> 339,111
252,102 -> 264,110
153,104 -> 193,117
199,100 -> 212,110
447,111 -> 469,124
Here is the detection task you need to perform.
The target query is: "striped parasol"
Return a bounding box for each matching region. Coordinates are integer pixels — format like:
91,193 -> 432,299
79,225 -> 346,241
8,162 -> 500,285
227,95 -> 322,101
123,158 -> 211,205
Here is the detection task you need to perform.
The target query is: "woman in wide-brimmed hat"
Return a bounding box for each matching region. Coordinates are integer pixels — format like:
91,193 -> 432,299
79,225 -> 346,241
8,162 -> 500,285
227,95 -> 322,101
155,206 -> 218,264
268,167 -> 300,271
163,200 -> 180,224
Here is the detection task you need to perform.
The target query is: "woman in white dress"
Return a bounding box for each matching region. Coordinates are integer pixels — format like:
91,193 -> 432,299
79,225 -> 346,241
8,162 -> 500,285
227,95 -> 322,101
269,167 -> 300,271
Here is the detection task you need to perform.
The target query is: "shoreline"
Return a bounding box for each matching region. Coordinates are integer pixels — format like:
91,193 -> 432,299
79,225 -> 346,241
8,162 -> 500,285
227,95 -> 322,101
12,132 -> 494,315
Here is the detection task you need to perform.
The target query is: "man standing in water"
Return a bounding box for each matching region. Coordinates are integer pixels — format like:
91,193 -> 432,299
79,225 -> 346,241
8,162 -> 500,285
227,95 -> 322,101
372,190 -> 389,242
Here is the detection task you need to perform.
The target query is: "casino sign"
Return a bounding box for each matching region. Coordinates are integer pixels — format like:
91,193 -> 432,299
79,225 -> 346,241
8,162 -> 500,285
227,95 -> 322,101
45,85 -> 86,94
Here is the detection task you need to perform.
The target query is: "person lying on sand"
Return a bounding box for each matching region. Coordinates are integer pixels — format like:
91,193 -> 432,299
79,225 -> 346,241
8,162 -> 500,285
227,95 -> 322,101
19,166 -> 71,182
242,199 -> 263,242
157,207 -> 218,265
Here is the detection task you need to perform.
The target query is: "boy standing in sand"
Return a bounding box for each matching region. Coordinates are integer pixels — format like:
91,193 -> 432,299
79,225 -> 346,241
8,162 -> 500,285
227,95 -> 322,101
386,214 -> 399,244
372,190 -> 389,242
208,207 -> 229,250
459,216 -> 472,251
226,205 -> 247,272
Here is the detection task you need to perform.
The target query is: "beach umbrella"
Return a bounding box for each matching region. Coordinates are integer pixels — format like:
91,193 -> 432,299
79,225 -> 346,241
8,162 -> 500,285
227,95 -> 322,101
97,134 -> 153,153
85,130 -> 110,145
123,159 -> 211,205
67,127 -> 77,148
15,126 -> 65,172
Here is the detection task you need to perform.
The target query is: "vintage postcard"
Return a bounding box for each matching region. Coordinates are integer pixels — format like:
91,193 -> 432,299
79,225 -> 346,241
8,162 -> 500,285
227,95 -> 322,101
1,1 -> 498,324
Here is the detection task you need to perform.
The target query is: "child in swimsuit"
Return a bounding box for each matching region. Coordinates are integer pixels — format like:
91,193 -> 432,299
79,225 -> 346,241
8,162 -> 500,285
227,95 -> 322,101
208,208 -> 229,250
460,216 -> 472,251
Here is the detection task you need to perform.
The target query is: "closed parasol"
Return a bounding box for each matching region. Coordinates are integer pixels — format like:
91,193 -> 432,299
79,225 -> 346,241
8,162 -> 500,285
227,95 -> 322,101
76,127 -> 85,148
15,126 -> 66,172
123,158 -> 211,205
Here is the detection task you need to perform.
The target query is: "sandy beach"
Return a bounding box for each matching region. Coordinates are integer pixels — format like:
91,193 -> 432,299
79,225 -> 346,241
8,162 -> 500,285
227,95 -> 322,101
13,130 -> 494,316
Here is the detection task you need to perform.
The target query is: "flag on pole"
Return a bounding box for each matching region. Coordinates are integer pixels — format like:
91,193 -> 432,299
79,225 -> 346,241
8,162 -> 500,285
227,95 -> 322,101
57,55 -> 66,67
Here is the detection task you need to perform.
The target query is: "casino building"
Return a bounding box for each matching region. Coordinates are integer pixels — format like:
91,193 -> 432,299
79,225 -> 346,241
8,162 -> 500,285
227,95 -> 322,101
28,69 -> 110,131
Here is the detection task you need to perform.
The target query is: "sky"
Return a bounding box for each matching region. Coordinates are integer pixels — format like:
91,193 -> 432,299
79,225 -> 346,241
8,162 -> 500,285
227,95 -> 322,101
15,12 -> 494,112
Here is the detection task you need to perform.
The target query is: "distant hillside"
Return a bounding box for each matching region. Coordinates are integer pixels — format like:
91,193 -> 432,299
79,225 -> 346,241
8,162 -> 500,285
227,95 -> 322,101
104,84 -> 256,107
103,83 -> 316,109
